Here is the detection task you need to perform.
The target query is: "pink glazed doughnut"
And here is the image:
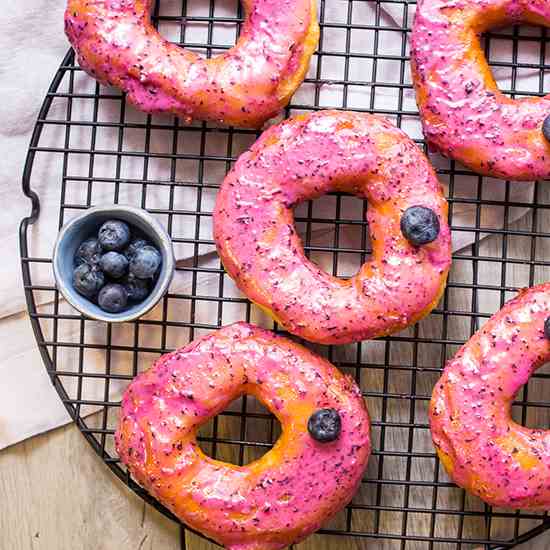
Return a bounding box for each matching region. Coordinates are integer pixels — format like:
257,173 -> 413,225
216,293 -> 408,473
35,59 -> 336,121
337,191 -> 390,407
64,0 -> 319,127
214,110 -> 452,345
431,284 -> 550,509
411,0 -> 550,180
116,322 -> 371,550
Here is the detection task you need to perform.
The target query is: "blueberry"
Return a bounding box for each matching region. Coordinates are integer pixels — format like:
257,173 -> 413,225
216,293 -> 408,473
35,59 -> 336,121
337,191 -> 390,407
124,238 -> 149,261
544,317 -> 550,340
98,283 -> 128,313
73,263 -> 105,299
98,220 -> 131,251
400,206 -> 440,246
75,237 -> 101,266
129,245 -> 162,279
543,115 -> 550,143
307,408 -> 341,443
99,251 -> 129,279
123,273 -> 150,302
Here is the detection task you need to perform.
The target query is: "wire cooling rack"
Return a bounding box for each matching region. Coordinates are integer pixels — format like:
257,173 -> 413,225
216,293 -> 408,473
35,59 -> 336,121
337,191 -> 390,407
19,0 -> 550,548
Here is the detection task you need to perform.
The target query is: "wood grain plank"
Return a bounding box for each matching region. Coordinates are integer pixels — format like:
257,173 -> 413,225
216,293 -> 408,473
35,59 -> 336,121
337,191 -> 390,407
0,422 -> 179,550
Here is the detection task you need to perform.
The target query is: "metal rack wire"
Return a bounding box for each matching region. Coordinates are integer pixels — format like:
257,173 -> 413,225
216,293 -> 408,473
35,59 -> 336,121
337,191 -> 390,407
19,0 -> 550,548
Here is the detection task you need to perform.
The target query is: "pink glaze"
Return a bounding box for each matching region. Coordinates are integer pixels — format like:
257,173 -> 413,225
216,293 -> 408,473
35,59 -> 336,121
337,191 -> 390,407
411,0 -> 550,180
65,0 -> 319,127
431,284 -> 550,509
213,110 -> 452,345
116,323 -> 371,549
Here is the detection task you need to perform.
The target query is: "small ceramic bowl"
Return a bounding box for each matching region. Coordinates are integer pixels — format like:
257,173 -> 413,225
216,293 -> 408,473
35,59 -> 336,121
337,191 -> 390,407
53,204 -> 175,323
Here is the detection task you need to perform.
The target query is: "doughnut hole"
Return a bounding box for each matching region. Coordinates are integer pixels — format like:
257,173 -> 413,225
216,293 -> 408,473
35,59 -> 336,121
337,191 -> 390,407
480,25 -> 548,99
156,0 -> 240,59
511,362 -> 550,430
197,395 -> 282,466
294,194 -> 372,280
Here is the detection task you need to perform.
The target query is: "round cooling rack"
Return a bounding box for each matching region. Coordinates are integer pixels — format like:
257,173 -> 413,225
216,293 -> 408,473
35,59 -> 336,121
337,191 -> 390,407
19,0 -> 550,548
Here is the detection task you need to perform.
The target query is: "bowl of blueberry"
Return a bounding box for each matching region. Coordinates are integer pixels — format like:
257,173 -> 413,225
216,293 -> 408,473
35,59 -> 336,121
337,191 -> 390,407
53,205 -> 175,322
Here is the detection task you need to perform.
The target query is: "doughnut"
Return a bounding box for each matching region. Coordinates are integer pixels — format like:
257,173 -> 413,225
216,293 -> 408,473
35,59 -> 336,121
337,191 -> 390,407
116,322 -> 371,549
411,0 -> 550,180
431,283 -> 550,509
64,0 -> 319,128
213,110 -> 452,345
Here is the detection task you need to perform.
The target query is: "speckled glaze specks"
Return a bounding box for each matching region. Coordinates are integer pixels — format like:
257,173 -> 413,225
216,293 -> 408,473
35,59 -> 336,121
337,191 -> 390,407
214,111 -> 452,345
65,0 -> 319,128
431,284 -> 550,509
116,323 -> 371,550
411,0 -> 550,180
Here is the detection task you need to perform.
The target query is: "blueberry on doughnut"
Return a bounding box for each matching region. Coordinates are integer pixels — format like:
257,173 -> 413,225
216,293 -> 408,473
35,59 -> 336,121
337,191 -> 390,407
65,0 -> 319,128
542,115 -> 550,144
214,110 -> 452,345
116,322 -> 371,549
431,284 -> 550,509
411,0 -> 550,180
400,206 -> 441,247
308,408 -> 342,443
